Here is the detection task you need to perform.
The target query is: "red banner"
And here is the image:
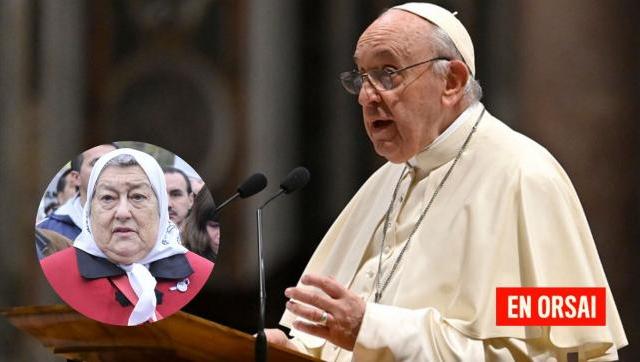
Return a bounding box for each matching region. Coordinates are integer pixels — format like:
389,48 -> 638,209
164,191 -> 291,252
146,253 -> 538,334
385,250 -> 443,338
496,287 -> 606,326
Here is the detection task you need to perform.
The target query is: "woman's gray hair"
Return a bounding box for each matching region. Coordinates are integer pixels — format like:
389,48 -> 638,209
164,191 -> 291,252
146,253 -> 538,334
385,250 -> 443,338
103,154 -> 139,168
429,26 -> 483,102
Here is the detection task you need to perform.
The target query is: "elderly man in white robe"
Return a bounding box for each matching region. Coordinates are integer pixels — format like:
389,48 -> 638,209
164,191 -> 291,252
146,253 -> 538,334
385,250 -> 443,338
265,2 -> 627,361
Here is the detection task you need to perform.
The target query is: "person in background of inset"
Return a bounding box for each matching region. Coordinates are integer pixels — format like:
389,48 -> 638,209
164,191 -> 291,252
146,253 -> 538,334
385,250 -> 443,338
181,187 -> 219,262
36,228 -> 73,258
163,166 -> 194,231
173,154 -> 205,195
36,144 -> 117,259
56,168 -> 79,206
40,167 -> 79,219
43,202 -> 59,218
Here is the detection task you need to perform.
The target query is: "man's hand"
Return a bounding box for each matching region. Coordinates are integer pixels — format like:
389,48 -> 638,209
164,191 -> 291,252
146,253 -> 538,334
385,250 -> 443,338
264,328 -> 299,351
284,274 -> 366,351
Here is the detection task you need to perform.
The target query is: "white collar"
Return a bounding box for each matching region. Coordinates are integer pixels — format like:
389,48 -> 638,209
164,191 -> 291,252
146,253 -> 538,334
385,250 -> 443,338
406,102 -> 485,179
54,194 -> 83,229
428,101 -> 482,149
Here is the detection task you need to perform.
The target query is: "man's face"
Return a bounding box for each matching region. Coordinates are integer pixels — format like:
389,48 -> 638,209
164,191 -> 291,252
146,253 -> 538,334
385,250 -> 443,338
79,145 -> 117,201
165,172 -> 194,228
90,165 -> 159,265
354,10 -> 446,163
57,172 -> 79,205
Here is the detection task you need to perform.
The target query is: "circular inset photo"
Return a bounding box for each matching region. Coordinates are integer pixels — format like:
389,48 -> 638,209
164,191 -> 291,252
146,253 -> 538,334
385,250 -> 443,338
35,142 -> 218,326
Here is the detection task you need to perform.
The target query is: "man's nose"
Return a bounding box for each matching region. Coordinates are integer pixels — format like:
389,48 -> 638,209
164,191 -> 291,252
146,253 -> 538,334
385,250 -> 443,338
358,77 -> 381,106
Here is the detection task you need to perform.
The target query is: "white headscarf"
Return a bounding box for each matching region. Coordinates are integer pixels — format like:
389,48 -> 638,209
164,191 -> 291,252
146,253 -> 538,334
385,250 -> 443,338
74,148 -> 188,325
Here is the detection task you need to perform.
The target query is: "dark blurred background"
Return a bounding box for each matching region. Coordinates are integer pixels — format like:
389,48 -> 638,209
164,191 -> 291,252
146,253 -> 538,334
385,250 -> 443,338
0,0 -> 638,360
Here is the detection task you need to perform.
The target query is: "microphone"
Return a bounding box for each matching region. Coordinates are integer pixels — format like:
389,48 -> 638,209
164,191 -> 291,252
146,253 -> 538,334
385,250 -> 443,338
254,167 -> 310,362
239,173 -> 269,198
208,173 -> 267,220
257,167 -> 311,212
279,167 -> 311,195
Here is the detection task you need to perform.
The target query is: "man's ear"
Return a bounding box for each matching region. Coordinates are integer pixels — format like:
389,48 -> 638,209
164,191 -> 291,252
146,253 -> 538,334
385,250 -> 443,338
69,170 -> 81,188
188,192 -> 195,208
441,60 -> 469,106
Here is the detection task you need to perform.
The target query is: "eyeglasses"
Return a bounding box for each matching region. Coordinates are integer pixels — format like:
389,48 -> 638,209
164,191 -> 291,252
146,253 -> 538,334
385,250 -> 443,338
339,56 -> 450,95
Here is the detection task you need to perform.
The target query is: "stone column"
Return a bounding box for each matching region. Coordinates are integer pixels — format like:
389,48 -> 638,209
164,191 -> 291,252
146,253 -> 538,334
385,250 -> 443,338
38,0 -> 85,177
240,0 -> 300,288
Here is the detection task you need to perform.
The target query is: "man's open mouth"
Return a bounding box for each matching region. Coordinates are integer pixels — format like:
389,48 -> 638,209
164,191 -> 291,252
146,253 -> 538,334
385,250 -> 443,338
372,119 -> 393,129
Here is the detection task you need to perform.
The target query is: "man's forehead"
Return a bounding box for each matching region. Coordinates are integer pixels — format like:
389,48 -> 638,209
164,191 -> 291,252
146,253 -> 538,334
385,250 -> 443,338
165,172 -> 188,190
353,47 -> 402,66
354,10 -> 433,62
83,145 -> 116,162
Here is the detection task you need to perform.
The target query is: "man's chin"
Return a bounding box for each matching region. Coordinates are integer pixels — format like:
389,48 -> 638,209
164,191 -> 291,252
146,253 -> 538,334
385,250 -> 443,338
374,146 -> 410,164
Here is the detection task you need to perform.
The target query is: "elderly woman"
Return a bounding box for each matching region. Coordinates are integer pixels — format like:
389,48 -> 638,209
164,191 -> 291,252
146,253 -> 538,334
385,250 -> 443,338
40,148 -> 213,326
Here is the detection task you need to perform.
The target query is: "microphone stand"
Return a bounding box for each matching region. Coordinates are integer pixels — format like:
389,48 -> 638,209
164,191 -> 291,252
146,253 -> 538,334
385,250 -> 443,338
215,192 -> 239,211
255,189 -> 285,362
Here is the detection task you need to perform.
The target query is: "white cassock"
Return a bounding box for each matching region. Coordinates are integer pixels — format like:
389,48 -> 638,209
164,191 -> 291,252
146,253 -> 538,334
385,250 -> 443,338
280,102 -> 628,361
